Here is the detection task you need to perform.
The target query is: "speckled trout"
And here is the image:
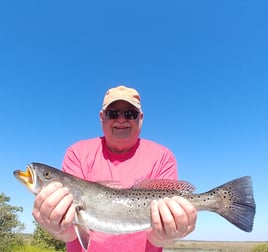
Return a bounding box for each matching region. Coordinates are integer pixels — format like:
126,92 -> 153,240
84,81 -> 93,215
14,163 -> 256,250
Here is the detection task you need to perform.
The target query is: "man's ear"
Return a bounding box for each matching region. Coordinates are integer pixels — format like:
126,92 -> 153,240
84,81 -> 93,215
99,110 -> 104,123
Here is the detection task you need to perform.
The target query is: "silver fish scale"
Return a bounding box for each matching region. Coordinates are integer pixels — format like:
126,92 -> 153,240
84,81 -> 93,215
84,187 -> 192,234
104,187 -> 191,209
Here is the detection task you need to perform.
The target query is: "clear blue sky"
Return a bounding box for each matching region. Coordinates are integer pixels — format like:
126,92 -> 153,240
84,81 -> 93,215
0,1 -> 267,242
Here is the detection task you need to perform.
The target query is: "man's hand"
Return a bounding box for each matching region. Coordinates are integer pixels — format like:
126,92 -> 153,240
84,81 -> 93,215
148,196 -> 197,247
32,182 -> 77,242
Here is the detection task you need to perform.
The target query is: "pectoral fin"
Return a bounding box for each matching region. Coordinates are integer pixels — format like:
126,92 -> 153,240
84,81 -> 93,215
74,223 -> 90,251
74,205 -> 90,251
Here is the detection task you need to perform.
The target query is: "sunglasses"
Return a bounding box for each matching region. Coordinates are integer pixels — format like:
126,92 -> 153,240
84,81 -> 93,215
105,109 -> 140,120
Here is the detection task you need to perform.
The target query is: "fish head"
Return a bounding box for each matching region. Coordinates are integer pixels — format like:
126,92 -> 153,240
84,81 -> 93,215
13,162 -> 63,195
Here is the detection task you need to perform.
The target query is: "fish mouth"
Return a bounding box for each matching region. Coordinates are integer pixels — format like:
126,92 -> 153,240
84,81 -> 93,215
13,165 -> 36,192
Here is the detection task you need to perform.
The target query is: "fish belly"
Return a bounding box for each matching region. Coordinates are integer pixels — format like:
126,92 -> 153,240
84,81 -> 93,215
84,194 -> 152,234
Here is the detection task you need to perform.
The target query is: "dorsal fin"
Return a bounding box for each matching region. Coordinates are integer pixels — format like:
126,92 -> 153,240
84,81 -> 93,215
132,179 -> 196,192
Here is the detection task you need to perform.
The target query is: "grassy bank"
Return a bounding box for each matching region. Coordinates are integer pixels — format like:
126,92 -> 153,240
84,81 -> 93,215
164,240 -> 268,252
13,245 -> 59,252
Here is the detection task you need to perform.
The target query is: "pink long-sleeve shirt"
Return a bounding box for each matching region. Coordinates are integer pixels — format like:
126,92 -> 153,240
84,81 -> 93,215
62,137 -> 178,252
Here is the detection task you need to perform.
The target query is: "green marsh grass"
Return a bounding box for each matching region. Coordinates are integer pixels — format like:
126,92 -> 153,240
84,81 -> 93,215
13,245 -> 58,252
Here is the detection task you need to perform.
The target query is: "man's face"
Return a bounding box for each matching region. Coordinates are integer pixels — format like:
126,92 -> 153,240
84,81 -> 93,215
100,100 -> 143,153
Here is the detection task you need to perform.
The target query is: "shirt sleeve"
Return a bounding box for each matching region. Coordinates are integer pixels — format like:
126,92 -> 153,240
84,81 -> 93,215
62,145 -> 86,179
143,140 -> 178,181
154,149 -> 178,180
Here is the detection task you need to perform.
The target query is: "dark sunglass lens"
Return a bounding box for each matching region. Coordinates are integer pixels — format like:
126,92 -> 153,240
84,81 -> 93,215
106,110 -> 120,119
124,110 -> 139,120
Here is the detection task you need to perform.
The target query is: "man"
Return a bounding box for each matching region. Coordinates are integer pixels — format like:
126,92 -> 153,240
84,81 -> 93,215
32,85 -> 197,252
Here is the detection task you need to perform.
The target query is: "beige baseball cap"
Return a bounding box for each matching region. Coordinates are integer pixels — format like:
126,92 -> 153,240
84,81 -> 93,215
102,85 -> 141,111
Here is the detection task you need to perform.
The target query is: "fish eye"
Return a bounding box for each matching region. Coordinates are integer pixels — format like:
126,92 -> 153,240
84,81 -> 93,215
43,171 -> 51,179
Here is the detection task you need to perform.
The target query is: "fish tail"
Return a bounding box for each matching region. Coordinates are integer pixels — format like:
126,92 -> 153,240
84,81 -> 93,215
198,176 -> 256,232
